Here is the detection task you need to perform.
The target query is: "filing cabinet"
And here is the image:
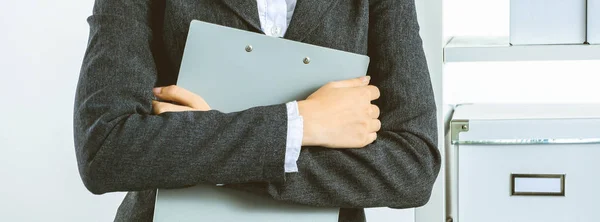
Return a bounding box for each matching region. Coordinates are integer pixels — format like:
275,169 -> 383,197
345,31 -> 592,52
447,104 -> 600,222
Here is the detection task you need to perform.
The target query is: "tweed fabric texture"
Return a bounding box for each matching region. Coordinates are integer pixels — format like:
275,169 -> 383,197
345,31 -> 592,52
73,0 -> 441,221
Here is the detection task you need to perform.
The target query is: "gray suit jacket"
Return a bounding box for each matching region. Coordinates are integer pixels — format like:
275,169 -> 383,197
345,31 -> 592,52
73,0 -> 441,221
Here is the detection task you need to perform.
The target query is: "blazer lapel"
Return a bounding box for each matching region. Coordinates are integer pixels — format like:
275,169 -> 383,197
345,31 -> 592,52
222,0 -> 263,32
284,0 -> 341,42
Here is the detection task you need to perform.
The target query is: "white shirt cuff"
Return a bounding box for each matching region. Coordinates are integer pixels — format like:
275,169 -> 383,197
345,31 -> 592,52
284,101 -> 303,173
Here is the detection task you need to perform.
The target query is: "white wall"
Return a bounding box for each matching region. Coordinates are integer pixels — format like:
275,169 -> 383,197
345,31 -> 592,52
444,0 -> 600,104
0,1 -> 125,221
414,0 -> 445,221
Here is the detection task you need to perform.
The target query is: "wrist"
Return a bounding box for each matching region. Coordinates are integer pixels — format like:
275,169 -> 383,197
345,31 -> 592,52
298,100 -> 318,146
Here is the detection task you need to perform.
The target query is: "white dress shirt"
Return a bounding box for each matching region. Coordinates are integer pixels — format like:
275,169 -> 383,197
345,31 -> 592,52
256,0 -> 302,173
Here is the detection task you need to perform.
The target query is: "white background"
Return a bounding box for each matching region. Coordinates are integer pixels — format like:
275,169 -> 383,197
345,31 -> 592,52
444,0 -> 600,104
1,0 -> 598,221
0,0 -> 125,221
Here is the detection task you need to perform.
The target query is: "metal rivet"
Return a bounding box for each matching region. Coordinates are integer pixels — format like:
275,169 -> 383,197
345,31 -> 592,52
462,125 -> 468,130
245,45 -> 253,52
303,57 -> 311,64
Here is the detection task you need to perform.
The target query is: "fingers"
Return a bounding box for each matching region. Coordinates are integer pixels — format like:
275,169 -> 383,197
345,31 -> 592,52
365,85 -> 380,100
368,104 -> 380,118
153,85 -> 210,110
328,76 -> 371,88
152,101 -> 194,115
365,132 -> 377,146
368,119 -> 382,132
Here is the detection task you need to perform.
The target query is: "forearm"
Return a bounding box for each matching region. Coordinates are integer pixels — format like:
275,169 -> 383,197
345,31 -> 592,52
224,128 -> 439,208
74,103 -> 288,194
226,93 -> 438,208
75,0 -> 289,194
267,113 -> 438,208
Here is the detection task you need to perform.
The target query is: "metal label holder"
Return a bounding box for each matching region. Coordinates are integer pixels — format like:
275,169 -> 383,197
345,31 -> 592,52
510,174 -> 566,196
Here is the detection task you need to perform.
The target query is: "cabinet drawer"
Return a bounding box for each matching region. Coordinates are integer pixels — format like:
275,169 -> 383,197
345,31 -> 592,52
458,144 -> 600,222
448,104 -> 600,222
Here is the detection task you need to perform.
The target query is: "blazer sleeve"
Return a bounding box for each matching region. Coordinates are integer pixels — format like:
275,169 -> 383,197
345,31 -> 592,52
227,0 -> 441,209
74,0 -> 288,195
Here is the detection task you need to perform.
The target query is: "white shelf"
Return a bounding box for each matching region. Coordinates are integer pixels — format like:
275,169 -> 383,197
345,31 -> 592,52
444,36 -> 600,63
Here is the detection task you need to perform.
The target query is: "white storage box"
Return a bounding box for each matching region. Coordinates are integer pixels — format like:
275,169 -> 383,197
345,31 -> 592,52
589,0 -> 600,44
510,0 -> 586,45
447,104 -> 600,222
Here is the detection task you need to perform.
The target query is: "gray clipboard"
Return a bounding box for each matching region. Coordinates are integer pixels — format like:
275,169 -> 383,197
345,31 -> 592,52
153,20 -> 370,222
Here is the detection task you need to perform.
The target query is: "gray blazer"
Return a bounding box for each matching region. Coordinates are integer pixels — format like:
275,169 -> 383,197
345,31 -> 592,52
73,0 -> 441,221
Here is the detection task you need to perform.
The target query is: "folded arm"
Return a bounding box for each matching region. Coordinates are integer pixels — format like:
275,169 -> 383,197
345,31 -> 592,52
74,0 -> 289,194
229,0 -> 440,209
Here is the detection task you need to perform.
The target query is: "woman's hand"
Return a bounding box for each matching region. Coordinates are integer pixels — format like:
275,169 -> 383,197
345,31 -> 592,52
152,85 -> 211,114
299,76 -> 381,148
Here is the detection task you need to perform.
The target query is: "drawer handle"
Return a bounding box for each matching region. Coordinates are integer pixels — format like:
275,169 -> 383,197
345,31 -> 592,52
511,174 -> 565,196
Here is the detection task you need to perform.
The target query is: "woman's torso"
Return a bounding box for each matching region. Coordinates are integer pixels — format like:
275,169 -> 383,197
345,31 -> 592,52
115,1 -> 372,221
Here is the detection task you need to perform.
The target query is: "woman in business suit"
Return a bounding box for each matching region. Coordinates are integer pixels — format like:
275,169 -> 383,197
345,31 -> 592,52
74,0 -> 440,221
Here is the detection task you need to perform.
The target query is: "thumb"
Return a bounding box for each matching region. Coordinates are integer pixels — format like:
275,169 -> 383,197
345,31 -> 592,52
329,76 -> 370,88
